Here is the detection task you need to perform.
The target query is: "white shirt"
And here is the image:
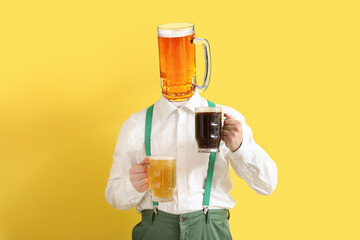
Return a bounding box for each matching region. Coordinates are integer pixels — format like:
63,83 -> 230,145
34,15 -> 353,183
105,90 -> 278,214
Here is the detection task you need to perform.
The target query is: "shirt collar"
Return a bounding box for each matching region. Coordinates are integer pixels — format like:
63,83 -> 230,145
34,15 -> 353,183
157,90 -> 203,119
182,89 -> 202,113
158,95 -> 178,120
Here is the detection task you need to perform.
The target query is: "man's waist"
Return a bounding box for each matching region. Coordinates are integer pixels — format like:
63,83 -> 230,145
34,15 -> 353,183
140,209 -> 230,224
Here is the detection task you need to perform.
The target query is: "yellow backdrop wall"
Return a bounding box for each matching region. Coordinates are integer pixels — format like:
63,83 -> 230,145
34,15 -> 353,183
1,0 -> 359,239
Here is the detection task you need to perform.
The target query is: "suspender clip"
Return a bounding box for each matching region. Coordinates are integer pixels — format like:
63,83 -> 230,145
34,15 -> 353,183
151,206 -> 158,224
203,206 -> 210,224
203,206 -> 209,215
153,206 -> 158,215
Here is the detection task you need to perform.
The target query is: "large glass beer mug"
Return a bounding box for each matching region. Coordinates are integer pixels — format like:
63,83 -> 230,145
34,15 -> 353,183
149,155 -> 176,202
157,23 -> 211,102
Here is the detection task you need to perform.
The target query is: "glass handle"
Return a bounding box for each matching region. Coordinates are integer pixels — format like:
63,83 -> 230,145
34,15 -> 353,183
191,37 -> 211,93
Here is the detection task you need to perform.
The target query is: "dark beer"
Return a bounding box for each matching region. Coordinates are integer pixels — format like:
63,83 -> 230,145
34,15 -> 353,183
195,107 -> 222,152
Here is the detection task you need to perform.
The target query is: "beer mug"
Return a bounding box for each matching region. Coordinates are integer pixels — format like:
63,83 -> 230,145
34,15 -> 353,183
157,23 -> 211,102
195,107 -> 222,152
149,155 -> 176,202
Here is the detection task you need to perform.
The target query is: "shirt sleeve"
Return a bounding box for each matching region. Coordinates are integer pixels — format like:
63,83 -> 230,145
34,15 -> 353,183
225,109 -> 278,195
105,115 -> 146,210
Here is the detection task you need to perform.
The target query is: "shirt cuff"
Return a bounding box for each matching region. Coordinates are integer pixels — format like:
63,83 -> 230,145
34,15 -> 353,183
226,139 -> 254,165
125,175 -> 146,198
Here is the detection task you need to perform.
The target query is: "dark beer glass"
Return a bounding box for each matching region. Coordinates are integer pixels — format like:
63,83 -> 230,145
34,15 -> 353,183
195,107 -> 222,153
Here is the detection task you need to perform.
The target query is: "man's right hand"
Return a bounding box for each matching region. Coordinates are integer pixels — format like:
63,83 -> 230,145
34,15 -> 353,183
129,157 -> 150,193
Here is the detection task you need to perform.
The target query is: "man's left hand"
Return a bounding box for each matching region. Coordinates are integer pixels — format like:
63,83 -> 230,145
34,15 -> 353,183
222,113 -> 243,152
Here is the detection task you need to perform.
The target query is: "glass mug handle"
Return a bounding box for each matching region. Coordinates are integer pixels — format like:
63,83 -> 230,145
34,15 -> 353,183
191,37 -> 211,93
146,164 -> 151,194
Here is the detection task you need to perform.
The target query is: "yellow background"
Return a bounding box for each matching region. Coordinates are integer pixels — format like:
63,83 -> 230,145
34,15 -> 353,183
1,0 -> 359,239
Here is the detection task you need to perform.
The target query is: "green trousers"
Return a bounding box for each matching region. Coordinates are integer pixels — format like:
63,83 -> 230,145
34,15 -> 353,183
132,209 -> 232,240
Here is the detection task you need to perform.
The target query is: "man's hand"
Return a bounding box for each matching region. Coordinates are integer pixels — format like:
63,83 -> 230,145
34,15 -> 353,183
222,113 -> 243,152
129,157 -> 150,193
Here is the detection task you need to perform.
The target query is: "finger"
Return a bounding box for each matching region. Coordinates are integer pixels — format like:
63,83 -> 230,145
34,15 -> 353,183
222,130 -> 239,140
140,157 -> 150,166
138,183 -> 149,192
224,113 -> 233,119
222,135 -> 237,145
223,125 -> 242,135
136,178 -> 149,187
139,180 -> 149,189
131,165 -> 148,174
134,181 -> 149,193
223,122 -> 242,132
224,118 -> 238,126
222,124 -> 238,131
132,172 -> 148,180
222,135 -> 232,143
222,129 -> 234,136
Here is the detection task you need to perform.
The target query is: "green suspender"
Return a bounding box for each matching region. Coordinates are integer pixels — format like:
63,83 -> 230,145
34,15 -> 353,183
202,100 -> 216,213
145,100 -> 217,213
145,104 -> 158,207
145,105 -> 154,157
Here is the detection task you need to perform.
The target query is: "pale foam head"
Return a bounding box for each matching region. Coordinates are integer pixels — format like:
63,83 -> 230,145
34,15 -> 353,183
150,155 -> 176,160
195,107 -> 222,113
157,23 -> 194,38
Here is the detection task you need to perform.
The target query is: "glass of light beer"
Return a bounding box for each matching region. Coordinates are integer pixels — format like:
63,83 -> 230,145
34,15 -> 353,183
157,23 -> 211,102
149,155 -> 176,202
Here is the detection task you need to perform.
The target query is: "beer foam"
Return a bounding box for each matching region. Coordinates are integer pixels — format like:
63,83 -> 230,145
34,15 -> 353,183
195,107 -> 222,113
158,23 -> 194,38
150,155 -> 176,160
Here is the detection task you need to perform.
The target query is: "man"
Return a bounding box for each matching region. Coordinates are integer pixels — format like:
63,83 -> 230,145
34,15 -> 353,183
105,89 -> 278,240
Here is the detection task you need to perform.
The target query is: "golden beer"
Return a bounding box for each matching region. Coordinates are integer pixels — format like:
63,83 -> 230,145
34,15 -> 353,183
158,24 -> 196,101
149,155 -> 176,202
157,23 -> 211,101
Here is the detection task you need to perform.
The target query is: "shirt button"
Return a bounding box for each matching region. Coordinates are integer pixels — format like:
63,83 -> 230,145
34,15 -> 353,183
179,217 -> 184,222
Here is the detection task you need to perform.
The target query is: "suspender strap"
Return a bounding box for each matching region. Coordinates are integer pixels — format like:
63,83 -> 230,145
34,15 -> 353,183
145,104 -> 158,208
145,104 -> 154,156
145,100 -> 217,211
207,100 -> 216,107
203,100 -> 216,212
